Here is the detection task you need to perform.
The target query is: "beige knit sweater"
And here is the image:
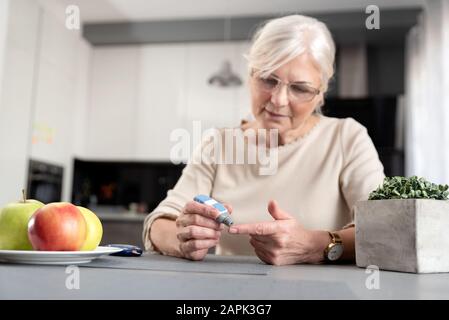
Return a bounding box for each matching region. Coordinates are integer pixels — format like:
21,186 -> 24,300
142,115 -> 385,255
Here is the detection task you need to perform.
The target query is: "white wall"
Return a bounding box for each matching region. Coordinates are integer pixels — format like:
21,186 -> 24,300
0,0 -> 9,108
30,8 -> 92,202
0,0 -> 41,205
0,0 -> 92,205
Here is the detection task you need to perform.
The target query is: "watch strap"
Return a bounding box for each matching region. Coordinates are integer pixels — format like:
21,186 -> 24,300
328,231 -> 342,244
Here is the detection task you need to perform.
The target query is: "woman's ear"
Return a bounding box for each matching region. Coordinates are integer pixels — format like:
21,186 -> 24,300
313,98 -> 324,114
315,98 -> 324,108
318,92 -> 325,107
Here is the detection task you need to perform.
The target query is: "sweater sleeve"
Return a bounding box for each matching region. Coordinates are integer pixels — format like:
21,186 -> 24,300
142,131 -> 218,251
339,118 -> 385,228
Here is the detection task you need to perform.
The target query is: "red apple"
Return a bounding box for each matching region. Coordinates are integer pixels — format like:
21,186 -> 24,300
27,202 -> 87,251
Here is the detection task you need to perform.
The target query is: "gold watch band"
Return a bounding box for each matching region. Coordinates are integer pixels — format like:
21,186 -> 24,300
328,231 -> 342,244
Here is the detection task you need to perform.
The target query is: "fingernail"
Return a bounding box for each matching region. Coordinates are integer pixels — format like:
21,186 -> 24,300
229,227 -> 237,234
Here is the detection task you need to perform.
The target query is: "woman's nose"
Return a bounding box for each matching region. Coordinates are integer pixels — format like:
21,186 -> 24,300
270,85 -> 289,107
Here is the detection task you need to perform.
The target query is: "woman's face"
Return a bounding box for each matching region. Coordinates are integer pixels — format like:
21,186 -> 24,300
249,53 -> 323,134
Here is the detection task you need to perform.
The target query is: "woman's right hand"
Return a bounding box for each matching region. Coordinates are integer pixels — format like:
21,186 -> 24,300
175,200 -> 232,261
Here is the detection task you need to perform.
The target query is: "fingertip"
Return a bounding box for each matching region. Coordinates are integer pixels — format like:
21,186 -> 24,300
268,199 -> 277,211
229,226 -> 238,234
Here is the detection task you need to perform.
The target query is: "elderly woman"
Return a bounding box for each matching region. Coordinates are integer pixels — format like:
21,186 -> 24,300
143,15 -> 385,265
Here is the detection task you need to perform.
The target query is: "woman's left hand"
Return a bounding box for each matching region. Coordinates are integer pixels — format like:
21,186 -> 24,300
228,200 -> 328,266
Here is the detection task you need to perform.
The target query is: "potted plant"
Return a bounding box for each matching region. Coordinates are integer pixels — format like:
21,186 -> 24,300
355,176 -> 449,273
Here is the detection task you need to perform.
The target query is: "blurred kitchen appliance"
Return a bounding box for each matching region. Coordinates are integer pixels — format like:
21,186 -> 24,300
72,159 -> 184,212
208,18 -> 242,87
27,159 -> 63,203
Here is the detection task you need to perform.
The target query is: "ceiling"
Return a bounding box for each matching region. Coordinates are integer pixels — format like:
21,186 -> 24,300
40,0 -> 425,23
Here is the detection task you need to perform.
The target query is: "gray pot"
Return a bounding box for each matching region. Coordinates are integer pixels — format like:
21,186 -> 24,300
355,199 -> 449,273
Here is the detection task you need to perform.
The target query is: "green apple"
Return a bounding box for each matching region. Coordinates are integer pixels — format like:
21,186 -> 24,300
0,199 -> 44,250
78,206 -> 103,251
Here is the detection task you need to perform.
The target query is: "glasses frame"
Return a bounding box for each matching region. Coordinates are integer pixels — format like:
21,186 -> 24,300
252,73 -> 321,103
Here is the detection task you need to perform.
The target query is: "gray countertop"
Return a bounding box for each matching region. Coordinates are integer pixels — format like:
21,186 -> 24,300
1,253 -> 449,299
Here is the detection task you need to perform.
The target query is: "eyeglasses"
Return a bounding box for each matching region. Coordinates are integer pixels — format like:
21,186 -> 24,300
254,74 -> 320,103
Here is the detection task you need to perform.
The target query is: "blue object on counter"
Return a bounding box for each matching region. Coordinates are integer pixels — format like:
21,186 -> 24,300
105,244 -> 143,257
194,194 -> 234,227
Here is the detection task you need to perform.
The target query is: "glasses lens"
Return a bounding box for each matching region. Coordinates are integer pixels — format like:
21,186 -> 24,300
257,77 -> 278,92
255,74 -> 319,103
289,84 -> 316,102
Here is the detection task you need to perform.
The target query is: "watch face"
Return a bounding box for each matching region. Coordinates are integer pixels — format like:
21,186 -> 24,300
327,244 -> 344,261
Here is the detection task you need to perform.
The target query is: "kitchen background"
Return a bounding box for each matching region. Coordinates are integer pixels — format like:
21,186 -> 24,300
1,0 -> 448,247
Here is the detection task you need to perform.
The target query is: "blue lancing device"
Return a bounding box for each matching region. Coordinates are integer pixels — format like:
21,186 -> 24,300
193,195 -> 234,227
105,244 -> 143,257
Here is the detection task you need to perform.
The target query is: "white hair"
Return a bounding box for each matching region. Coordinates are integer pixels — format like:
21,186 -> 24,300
246,15 -> 336,94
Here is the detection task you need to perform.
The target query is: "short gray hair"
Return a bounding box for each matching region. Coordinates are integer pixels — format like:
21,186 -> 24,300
246,15 -> 336,94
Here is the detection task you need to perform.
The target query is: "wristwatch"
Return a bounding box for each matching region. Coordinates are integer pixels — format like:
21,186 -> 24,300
324,231 -> 344,262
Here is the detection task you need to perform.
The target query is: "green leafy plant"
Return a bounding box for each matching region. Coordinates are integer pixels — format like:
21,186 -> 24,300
368,176 -> 449,200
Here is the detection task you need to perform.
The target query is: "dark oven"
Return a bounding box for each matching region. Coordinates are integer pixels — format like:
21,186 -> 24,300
27,159 -> 63,203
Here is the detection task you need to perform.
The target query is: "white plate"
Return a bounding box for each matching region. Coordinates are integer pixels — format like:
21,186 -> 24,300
0,246 -> 123,265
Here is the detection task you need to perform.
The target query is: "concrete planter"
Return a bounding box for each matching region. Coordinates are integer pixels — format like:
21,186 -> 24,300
355,199 -> 449,273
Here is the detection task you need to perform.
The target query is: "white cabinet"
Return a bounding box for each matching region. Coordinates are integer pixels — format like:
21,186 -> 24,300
86,41 -> 251,162
185,42 -> 238,129
71,40 -> 91,158
234,42 -> 252,122
135,44 -> 186,161
182,41 -> 251,155
184,41 -> 251,130
86,47 -> 139,160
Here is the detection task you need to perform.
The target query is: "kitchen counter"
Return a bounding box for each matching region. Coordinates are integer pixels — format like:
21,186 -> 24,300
97,213 -> 147,222
1,253 -> 449,299
96,213 -> 145,248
